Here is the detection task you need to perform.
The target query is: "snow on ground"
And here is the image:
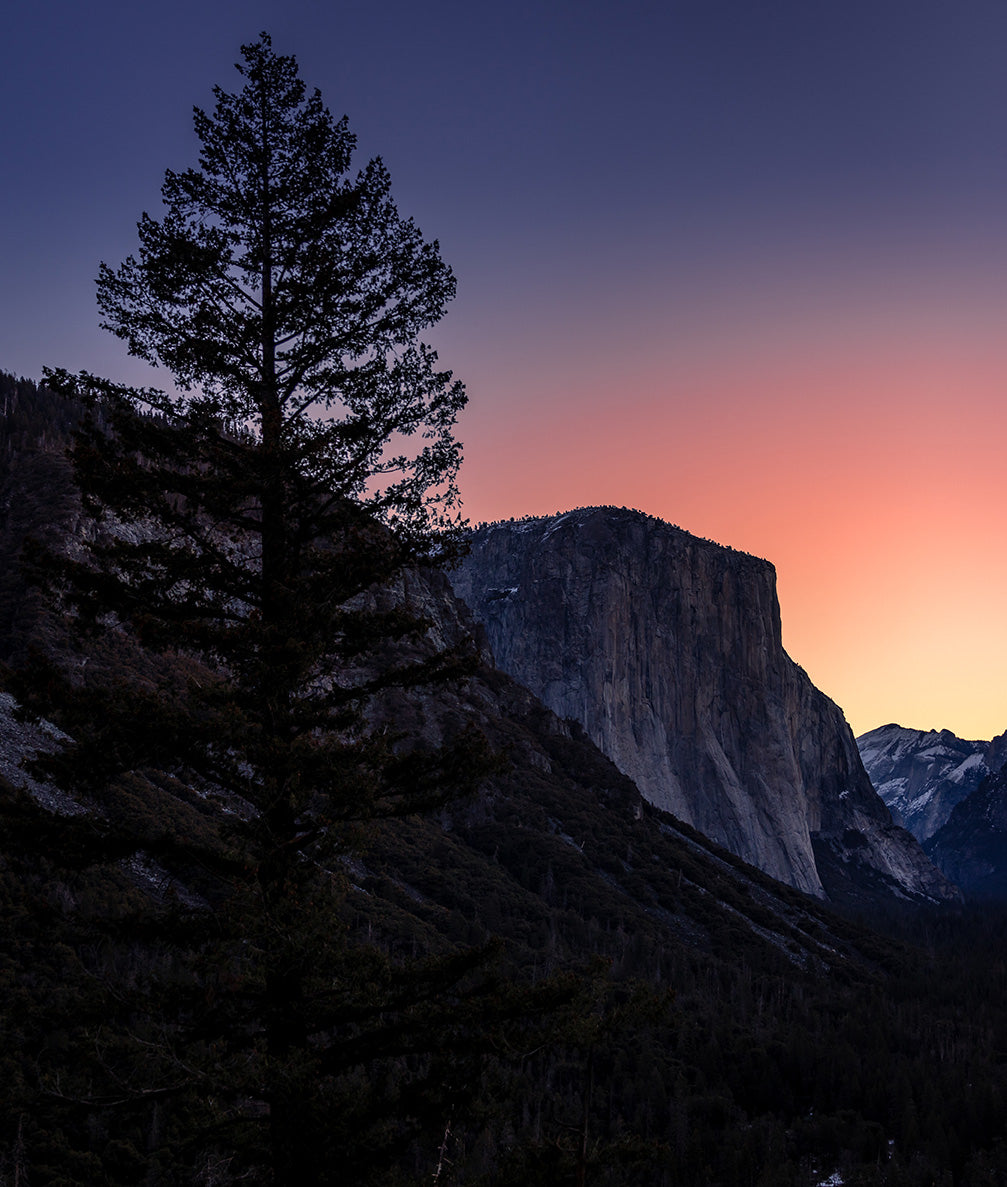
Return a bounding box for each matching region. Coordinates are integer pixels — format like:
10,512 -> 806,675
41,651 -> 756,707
949,751 -> 986,782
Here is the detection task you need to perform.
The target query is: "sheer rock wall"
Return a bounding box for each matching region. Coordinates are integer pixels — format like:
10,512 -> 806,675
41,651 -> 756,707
451,508 -> 957,902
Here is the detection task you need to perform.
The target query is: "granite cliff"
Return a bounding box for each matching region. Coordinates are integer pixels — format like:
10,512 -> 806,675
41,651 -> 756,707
451,507 -> 958,903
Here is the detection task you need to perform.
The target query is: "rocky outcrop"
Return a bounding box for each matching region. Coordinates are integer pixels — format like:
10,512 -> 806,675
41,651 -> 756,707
857,723 -> 1007,842
451,507 -> 958,903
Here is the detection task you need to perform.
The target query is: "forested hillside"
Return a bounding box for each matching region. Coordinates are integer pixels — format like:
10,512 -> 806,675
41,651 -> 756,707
3,373 -> 1007,1184
0,372 -> 83,664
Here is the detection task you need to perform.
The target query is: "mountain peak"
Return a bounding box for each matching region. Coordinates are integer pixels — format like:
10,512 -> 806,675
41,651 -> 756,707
857,723 -> 998,843
471,505 -> 773,565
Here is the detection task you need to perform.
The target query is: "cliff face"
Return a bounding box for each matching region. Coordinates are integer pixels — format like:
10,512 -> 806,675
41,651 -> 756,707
451,507 -> 957,903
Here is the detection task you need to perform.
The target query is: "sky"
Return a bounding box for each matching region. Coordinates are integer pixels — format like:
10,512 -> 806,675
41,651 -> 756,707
3,0 -> 1007,738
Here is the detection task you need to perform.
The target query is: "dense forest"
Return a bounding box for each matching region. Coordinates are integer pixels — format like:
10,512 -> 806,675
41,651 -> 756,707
3,369 -> 1007,1184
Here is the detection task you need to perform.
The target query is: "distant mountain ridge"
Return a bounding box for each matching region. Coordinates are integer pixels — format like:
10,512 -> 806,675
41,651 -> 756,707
856,720 -> 1007,899
856,723 -> 1007,842
451,507 -> 958,905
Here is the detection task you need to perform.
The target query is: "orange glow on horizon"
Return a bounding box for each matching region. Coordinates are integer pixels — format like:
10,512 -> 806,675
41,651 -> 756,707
453,271 -> 1007,741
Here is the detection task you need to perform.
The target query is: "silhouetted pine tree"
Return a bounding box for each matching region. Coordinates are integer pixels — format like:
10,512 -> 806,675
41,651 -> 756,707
5,34 -> 563,1184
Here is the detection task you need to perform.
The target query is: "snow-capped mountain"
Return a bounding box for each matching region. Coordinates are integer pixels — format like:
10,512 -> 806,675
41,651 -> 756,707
856,724 -> 1007,842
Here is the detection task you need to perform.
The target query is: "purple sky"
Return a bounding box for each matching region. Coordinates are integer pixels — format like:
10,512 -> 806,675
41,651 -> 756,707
6,1 -> 1007,380
5,2 -> 1007,736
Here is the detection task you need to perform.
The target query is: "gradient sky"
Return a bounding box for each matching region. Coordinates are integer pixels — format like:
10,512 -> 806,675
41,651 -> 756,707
4,1 -> 1007,739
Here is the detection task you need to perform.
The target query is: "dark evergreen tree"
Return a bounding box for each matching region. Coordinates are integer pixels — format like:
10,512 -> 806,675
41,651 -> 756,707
5,33 -> 538,1184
